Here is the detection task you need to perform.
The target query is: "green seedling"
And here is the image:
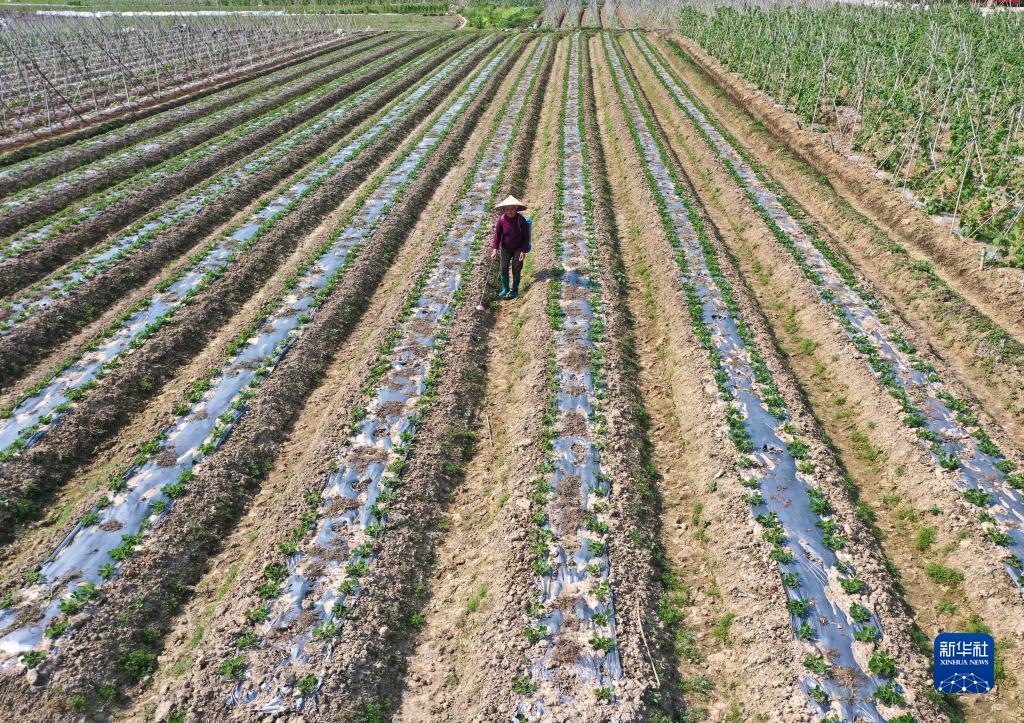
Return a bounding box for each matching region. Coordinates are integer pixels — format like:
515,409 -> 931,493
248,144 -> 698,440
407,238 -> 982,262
786,598 -> 810,617
512,673 -> 537,695
219,655 -> 246,679
874,681 -> 905,705
854,626 -> 880,643
297,675 -> 318,694
849,603 -> 872,623
868,650 -> 898,678
803,653 -> 828,675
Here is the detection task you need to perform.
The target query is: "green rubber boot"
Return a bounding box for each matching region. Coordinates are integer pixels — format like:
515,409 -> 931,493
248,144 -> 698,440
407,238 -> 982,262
498,272 -> 510,299
505,278 -> 520,300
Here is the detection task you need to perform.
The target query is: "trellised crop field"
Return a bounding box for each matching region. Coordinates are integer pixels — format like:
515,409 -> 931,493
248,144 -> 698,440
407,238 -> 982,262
0,5 -> 1023,722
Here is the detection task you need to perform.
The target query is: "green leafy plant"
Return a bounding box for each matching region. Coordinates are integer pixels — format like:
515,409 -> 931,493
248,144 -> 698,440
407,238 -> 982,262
849,603 -> 871,624
21,650 -> 46,668
839,577 -> 866,594
524,623 -> 547,645
868,650 -> 897,678
794,622 -> 815,641
589,633 -> 616,653
786,598 -> 810,617
874,680 -> 905,705
219,655 -> 246,679
854,626 -> 880,642
803,653 -> 828,675
121,650 -> 157,680
964,488 -> 994,506
807,685 -> 829,704
925,563 -> 964,587
297,675 -> 317,694
512,673 -> 537,695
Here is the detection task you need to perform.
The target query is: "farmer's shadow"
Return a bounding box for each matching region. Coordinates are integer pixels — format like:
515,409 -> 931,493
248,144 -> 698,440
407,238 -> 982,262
528,268 -> 560,285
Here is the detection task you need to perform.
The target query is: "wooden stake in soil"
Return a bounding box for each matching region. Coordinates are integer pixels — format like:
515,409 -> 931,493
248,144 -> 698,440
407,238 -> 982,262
635,603 -> 659,689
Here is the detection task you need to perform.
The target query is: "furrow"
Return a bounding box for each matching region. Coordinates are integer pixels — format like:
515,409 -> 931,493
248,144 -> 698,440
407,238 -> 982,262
656,34 -> 1024,458
0,37 -> 498,536
0,33 -> 436,335
604,31 -> 918,721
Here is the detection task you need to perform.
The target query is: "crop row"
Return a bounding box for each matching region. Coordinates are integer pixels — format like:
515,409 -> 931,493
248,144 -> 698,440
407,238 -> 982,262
0,37 -> 494,533
216,40 -> 546,715
0,33 -> 392,214
639,34 -> 1024,590
0,33 -> 414,244
0,36 -> 442,315
606,32 -> 917,721
0,36 -> 522,719
517,33 -> 622,717
0,35 -> 367,173
0,36 -> 448,341
0,33 -> 380,197
0,15 -> 352,139
576,29 -> 689,716
0,36 -> 516,686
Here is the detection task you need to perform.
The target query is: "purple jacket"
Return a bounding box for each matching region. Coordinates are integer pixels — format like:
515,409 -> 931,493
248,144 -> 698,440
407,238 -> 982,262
492,213 -> 531,253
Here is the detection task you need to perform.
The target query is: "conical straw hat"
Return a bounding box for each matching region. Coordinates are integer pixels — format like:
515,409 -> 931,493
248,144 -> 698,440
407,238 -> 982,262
494,195 -> 527,211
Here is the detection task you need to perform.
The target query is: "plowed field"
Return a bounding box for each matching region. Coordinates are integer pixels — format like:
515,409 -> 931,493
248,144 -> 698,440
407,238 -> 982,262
1,22 -> 1021,723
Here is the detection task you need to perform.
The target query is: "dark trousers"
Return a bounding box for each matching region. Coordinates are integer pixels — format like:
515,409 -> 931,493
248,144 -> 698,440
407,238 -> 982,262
499,246 -> 523,288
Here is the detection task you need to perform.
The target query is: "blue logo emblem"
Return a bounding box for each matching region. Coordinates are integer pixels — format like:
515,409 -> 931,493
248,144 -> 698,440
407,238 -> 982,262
934,633 -> 995,694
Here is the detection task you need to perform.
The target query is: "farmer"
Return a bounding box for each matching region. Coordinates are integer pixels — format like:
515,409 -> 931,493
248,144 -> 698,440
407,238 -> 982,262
490,195 -> 531,300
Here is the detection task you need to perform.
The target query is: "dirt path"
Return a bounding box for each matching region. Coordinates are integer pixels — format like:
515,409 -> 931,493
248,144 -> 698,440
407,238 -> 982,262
626,31 -> 1024,721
